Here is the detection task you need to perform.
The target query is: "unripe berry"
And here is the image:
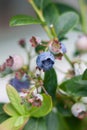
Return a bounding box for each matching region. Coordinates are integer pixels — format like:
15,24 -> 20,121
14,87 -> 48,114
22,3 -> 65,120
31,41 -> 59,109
76,35 -> 87,51
71,102 -> 87,119
11,55 -> 24,70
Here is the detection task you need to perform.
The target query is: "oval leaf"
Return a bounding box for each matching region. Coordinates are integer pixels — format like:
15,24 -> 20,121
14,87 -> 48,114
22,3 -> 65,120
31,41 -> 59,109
23,118 -> 47,130
59,75 -> 87,97
28,94 -> 52,118
10,15 -> 42,26
43,3 -> 59,26
0,117 -> 19,130
44,68 -> 57,100
33,0 -> 51,10
6,85 -> 26,115
46,111 -> 69,130
55,12 -> 79,39
0,116 -> 28,130
3,103 -> 19,116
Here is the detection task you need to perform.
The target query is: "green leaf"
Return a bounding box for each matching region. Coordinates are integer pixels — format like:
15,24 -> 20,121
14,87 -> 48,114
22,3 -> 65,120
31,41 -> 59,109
46,111 -> 69,130
14,116 -> 27,128
56,101 -> 72,117
0,116 -> 28,130
55,3 -> 82,32
28,94 -> 52,118
3,103 -> 19,116
59,75 -> 87,97
34,0 -> 51,10
65,116 -> 82,130
43,3 -> 59,26
10,15 -> 42,26
55,12 -> 79,39
44,68 -> 57,100
6,85 -> 26,115
23,118 -> 47,130
0,117 -> 19,130
82,69 -> 87,80
55,3 -> 80,15
46,111 -> 59,130
35,45 -> 46,53
0,103 -> 4,114
0,104 -> 9,124
35,41 -> 48,53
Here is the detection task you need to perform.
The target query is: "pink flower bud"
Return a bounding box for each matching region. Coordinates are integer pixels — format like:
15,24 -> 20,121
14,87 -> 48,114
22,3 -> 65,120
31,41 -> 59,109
11,55 -> 24,70
76,35 -> 87,51
30,36 -> 41,47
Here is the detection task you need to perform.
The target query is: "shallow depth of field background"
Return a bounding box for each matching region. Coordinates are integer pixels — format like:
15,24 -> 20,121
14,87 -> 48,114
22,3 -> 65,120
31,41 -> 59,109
0,0 -> 79,62
0,0 -> 81,102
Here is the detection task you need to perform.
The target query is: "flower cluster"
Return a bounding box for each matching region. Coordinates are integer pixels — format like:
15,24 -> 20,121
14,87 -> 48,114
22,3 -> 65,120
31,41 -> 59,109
30,37 -> 66,71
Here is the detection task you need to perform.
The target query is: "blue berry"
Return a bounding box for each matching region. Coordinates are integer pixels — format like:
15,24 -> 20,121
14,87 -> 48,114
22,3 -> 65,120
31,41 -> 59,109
10,77 -> 30,92
36,51 -> 55,71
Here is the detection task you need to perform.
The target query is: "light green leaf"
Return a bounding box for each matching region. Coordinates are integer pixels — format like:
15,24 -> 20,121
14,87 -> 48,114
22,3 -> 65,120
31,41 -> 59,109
14,116 -> 26,127
3,103 -> 19,116
23,118 -> 47,130
55,12 -> 79,39
6,85 -> 26,115
10,15 -> 42,26
28,94 -> 52,117
0,117 -> 19,130
0,116 -> 28,130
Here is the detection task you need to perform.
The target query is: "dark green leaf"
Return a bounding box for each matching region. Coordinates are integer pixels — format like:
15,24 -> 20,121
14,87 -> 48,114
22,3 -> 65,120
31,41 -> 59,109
0,103 -> 9,124
56,101 -> 72,117
10,15 -> 42,26
28,94 -> 52,117
6,85 -> 26,115
34,0 -> 51,10
65,116 -> 82,130
0,103 -> 4,114
35,41 -> 48,53
46,111 -> 59,130
43,3 -> 59,26
55,3 -> 79,15
44,68 -> 57,100
35,45 -> 46,53
82,69 -> 87,80
59,75 -> 87,97
23,118 -> 47,130
46,111 -> 69,130
55,12 -> 79,39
